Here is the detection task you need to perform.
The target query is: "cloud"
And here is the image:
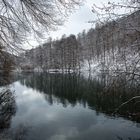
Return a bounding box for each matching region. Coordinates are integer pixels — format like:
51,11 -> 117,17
50,1 -> 94,39
23,0 -> 122,49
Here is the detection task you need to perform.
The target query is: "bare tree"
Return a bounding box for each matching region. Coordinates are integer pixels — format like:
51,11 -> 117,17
92,0 -> 140,23
91,0 -> 140,72
0,0 -> 83,53
90,0 -> 140,115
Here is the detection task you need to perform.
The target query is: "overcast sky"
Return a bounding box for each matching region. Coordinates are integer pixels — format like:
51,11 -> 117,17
24,0 -> 120,49
49,0 -> 94,39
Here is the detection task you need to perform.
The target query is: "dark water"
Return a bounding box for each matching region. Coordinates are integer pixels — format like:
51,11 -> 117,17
0,72 -> 140,140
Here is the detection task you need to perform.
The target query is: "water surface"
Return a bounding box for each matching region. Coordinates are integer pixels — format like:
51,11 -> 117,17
0,73 -> 140,140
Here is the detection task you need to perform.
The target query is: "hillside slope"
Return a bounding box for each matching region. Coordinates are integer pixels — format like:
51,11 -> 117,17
17,10 -> 140,75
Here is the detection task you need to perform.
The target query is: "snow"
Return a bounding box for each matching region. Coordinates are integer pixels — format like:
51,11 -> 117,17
47,69 -> 74,73
34,67 -> 43,72
80,46 -> 140,78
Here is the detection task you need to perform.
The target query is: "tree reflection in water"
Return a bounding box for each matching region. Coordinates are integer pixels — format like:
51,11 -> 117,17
20,72 -> 140,123
0,72 -> 16,139
117,136 -> 140,140
0,89 -> 16,129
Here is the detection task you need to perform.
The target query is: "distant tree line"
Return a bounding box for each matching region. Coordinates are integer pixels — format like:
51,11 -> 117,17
20,10 -> 140,75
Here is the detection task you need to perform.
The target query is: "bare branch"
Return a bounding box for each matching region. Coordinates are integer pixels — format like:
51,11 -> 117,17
0,0 -> 83,53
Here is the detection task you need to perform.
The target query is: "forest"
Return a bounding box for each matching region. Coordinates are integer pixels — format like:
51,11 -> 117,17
16,10 -> 140,76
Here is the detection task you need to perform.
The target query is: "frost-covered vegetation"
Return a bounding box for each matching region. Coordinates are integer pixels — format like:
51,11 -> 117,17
17,10 -> 140,76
